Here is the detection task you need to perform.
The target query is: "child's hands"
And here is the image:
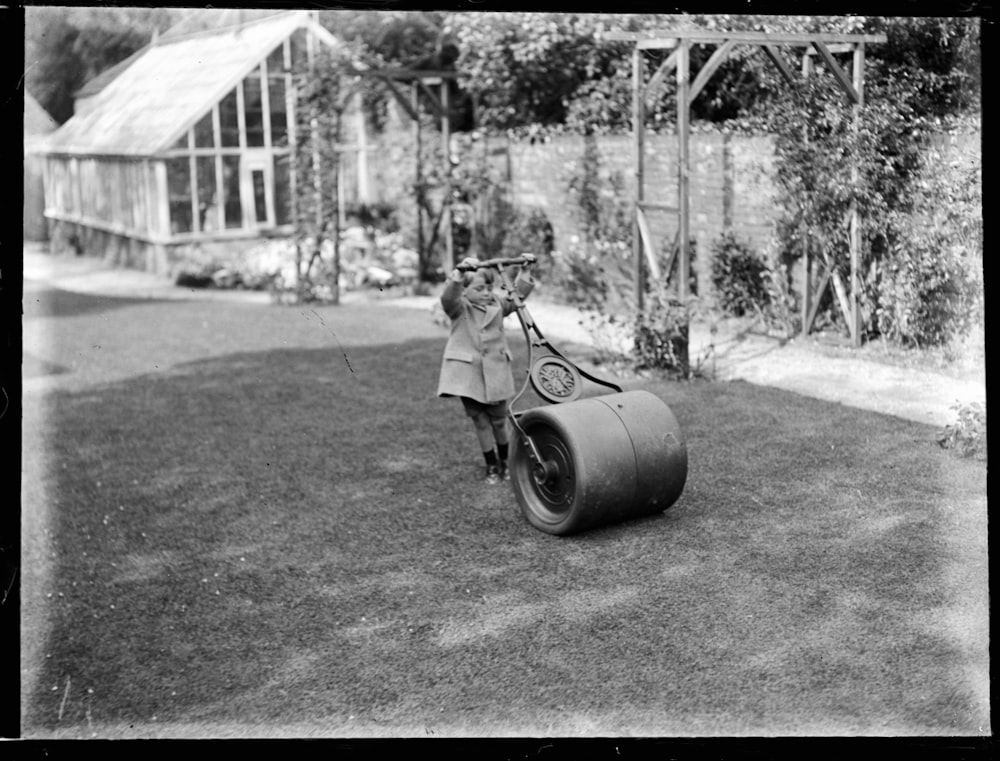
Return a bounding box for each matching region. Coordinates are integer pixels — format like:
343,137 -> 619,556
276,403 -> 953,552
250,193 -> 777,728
450,257 -> 479,282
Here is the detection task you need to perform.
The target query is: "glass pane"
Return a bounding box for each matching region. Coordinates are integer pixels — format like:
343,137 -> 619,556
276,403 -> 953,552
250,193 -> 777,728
171,132 -> 188,151
222,156 -> 242,228
167,157 -> 193,234
244,71 -> 265,148
251,169 -> 267,224
194,111 -> 215,149
269,76 -> 287,147
220,88 -> 239,147
274,154 -> 292,226
267,44 -> 285,76
290,29 -> 308,71
196,156 -> 217,233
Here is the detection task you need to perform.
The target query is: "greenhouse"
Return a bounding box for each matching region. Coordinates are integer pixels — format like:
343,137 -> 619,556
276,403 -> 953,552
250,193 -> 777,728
40,10 -> 353,273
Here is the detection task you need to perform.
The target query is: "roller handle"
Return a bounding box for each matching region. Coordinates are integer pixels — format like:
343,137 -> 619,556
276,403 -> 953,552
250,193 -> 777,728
457,253 -> 536,272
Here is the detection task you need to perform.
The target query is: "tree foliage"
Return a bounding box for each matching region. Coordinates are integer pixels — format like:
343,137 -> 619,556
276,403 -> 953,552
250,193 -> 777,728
25,6 -> 182,123
441,13 -> 979,138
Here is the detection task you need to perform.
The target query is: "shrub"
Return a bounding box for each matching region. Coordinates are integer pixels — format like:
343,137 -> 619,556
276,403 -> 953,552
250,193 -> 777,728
937,400 -> 987,460
710,232 -> 770,317
875,239 -> 981,348
874,134 -> 983,348
633,289 -> 691,377
500,207 -> 556,277
551,236 -> 631,311
344,201 -> 400,234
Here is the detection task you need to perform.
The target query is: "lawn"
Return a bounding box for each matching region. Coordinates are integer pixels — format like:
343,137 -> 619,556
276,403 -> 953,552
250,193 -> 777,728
19,287 -> 989,738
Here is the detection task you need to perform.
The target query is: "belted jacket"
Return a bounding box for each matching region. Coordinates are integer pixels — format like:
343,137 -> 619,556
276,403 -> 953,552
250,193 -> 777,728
437,270 -> 535,404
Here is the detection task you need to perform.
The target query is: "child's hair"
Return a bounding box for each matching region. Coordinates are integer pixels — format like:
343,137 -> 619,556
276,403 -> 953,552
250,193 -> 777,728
462,267 -> 496,288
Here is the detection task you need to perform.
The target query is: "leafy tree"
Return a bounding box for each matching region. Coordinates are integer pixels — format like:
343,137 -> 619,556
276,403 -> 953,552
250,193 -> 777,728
318,10 -> 474,133
440,13 -> 979,137
445,13 -> 659,134
24,8 -> 81,123
25,6 -> 183,123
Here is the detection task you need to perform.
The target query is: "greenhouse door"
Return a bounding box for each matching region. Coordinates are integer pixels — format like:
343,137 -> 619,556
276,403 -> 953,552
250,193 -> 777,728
242,152 -> 274,229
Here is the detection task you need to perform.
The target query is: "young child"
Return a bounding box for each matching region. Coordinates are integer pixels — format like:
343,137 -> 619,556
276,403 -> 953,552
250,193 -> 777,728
437,256 -> 535,484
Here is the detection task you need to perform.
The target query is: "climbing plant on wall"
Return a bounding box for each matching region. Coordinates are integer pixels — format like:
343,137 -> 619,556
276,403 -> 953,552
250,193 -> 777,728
290,45 -> 358,304
765,59 -> 981,346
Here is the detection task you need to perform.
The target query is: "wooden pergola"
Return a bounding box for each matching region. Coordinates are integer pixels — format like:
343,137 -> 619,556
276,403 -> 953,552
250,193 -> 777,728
607,30 -> 886,346
369,66 -> 469,275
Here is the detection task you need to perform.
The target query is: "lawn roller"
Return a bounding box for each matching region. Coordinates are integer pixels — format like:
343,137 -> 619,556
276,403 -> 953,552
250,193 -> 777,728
458,254 -> 688,536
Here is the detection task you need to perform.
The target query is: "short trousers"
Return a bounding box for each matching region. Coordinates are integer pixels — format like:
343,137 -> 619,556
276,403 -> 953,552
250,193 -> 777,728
460,396 -> 509,420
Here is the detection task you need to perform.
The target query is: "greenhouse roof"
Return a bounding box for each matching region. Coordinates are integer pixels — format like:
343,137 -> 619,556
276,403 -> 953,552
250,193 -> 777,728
43,10 -> 336,157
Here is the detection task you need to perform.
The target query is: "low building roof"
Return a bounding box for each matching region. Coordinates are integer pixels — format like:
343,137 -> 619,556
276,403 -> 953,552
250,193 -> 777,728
43,10 -> 334,157
24,92 -> 58,136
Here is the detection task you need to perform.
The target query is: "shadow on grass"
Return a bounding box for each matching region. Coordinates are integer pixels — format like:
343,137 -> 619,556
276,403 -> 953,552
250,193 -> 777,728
23,286 -> 171,320
25,337 -> 989,737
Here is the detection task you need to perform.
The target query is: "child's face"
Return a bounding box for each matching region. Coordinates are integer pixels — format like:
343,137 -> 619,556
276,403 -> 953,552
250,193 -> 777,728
464,275 -> 493,307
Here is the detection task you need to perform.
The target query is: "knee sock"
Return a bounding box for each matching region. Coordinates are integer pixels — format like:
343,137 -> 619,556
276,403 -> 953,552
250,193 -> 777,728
491,418 -> 509,460
473,416 -> 494,453
483,449 -> 499,468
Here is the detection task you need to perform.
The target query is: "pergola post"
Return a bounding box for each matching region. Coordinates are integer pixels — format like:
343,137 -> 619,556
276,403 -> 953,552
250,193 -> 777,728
800,50 -> 814,339
849,43 -> 865,347
412,81 -> 424,269
676,40 -> 691,301
632,46 -> 646,312
441,79 -> 453,273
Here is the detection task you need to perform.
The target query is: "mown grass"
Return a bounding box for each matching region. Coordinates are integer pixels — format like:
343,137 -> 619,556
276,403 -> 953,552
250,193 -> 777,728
21,290 -> 989,738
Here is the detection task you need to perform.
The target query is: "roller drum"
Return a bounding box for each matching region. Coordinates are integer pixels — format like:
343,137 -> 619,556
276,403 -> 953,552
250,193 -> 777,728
510,390 -> 687,535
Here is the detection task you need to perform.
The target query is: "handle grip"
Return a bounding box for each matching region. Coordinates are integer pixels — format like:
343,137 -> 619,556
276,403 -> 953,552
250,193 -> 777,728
457,253 -> 536,272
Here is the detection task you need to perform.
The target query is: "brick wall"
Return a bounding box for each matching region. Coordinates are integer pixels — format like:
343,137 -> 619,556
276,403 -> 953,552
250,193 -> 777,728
365,106 -> 978,295
501,132 -> 779,260
366,102 -> 781,277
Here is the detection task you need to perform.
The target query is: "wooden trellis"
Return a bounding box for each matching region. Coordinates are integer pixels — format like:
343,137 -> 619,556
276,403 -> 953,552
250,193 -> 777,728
607,30 -> 886,346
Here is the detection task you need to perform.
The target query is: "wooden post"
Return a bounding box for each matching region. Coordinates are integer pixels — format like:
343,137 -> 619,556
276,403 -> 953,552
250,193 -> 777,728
441,80 -> 453,273
800,50 -> 813,339
849,43 -> 865,347
412,81 -> 424,272
676,40 -> 690,301
355,97 -> 370,205
331,93 -> 342,306
285,38 -> 298,233
632,46 -> 645,312
212,105 -> 225,233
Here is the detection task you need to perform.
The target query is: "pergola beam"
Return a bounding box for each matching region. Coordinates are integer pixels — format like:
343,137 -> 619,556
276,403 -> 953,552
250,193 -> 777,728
368,67 -> 465,80
413,79 -> 446,118
762,44 -> 798,85
637,38 -> 680,50
378,75 -> 419,121
810,41 -> 860,103
644,48 -> 680,109
689,39 -> 738,102
607,30 -> 885,45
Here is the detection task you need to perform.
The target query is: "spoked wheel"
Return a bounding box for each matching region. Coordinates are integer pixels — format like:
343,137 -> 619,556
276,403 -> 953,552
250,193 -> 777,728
510,423 -> 579,531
